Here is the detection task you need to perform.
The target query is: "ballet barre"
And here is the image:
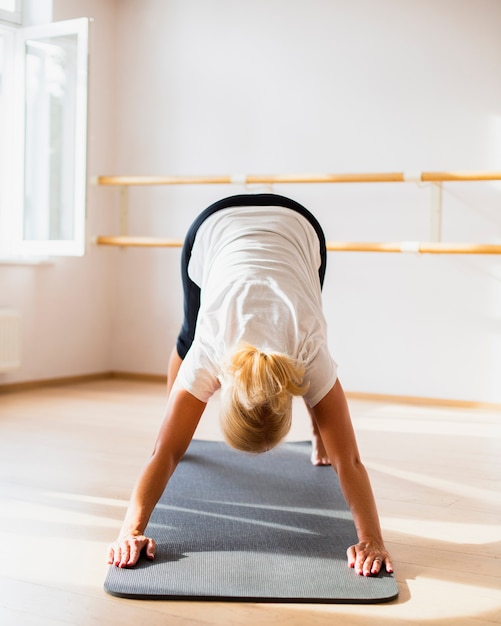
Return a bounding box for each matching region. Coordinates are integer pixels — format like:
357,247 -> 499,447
93,170 -> 501,253
95,170 -> 501,185
93,236 -> 501,255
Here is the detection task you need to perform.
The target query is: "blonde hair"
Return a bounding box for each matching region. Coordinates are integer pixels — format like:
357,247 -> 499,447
220,343 -> 309,453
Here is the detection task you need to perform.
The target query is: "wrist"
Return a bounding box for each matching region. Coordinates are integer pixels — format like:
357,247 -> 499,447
357,534 -> 384,546
119,524 -> 145,538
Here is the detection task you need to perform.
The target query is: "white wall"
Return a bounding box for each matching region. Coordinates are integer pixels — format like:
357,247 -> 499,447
2,0 -> 501,404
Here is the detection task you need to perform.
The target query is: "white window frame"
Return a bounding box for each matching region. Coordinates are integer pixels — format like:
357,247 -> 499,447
0,17 -> 89,259
0,0 -> 22,25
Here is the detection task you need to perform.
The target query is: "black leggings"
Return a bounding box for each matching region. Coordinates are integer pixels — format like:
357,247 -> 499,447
176,193 -> 327,359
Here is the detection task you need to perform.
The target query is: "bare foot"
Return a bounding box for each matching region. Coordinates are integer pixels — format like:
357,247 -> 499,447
311,434 -> 331,466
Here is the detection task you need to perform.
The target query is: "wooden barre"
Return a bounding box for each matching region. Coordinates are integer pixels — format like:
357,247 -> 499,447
94,236 -> 501,254
96,236 -> 183,247
326,242 -> 501,254
95,171 -> 501,186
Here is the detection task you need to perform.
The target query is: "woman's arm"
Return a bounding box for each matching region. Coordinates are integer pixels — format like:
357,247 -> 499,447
309,379 -> 393,576
107,386 -> 206,568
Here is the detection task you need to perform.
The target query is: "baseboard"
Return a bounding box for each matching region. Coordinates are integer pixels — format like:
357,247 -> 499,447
0,371 -> 168,394
345,390 -> 501,411
1,371 -> 500,410
0,372 -> 113,394
110,371 -> 168,384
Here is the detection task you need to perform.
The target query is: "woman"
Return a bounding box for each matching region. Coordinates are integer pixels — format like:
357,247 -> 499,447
107,193 -> 393,577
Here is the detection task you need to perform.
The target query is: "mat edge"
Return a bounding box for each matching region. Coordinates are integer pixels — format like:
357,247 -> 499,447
103,582 -> 399,604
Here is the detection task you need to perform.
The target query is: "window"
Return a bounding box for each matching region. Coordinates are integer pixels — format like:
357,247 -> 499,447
0,17 -> 89,258
0,0 -> 22,24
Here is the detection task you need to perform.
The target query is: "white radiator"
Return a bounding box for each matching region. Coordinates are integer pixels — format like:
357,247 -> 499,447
0,310 -> 21,372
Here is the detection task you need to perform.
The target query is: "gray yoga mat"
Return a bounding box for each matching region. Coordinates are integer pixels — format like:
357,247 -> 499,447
104,440 -> 398,603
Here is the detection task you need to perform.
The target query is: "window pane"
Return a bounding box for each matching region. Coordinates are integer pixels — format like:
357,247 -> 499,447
0,29 -> 13,256
0,34 -> 5,111
0,0 -> 21,23
23,34 -> 77,242
0,34 -> 4,246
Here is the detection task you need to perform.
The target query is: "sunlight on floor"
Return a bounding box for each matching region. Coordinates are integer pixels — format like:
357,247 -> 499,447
0,528 -> 110,589
294,576 -> 501,621
380,515 -> 501,544
366,461 -> 500,504
1,498 -> 121,528
42,491 -> 129,508
0,493 -> 121,589
354,410 -> 501,438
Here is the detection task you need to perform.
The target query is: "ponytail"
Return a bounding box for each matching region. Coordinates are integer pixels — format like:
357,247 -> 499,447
220,344 -> 309,453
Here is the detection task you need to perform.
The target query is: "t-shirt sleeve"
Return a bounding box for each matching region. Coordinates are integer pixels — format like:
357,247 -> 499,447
176,342 -> 220,403
301,341 -> 338,407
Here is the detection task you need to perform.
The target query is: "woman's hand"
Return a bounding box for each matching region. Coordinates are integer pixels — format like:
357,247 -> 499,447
107,534 -> 156,568
347,540 -> 393,576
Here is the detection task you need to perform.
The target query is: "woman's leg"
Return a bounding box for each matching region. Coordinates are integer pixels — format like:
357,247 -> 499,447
306,402 -> 331,466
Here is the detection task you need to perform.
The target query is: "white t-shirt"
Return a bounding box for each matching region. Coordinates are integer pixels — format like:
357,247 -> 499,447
176,205 -> 337,407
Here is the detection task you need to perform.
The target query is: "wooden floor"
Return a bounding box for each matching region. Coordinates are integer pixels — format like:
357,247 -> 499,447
0,378 -> 500,625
